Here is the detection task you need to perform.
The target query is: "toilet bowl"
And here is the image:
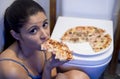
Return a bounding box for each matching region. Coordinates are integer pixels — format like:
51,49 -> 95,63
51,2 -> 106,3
60,57 -> 111,79
68,46 -> 113,66
59,44 -> 113,79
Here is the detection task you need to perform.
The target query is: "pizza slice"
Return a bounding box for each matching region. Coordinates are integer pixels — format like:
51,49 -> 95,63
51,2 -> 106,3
61,27 -> 87,43
90,34 -> 112,52
41,39 -> 73,61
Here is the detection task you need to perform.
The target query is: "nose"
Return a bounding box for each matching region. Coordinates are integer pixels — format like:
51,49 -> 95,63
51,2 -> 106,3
40,28 -> 49,39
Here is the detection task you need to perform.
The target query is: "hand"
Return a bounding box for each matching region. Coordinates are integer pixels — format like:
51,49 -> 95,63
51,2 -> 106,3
45,52 -> 69,70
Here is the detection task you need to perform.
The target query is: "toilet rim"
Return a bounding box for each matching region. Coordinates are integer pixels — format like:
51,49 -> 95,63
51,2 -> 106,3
67,56 -> 112,66
63,57 -> 111,67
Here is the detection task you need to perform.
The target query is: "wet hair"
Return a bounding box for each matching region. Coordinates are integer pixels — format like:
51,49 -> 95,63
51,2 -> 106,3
4,0 -> 45,50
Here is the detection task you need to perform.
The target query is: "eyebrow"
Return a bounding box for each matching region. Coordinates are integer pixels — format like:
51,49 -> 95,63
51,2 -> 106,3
43,19 -> 48,23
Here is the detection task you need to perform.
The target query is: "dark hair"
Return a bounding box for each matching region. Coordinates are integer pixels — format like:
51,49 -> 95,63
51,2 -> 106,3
4,0 -> 45,50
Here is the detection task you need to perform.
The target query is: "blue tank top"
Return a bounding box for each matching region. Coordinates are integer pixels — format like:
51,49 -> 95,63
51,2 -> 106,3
0,58 -> 42,79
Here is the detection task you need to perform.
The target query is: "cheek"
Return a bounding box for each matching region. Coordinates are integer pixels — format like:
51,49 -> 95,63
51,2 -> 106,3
22,35 -> 41,48
48,27 -> 50,34
26,37 -> 38,44
47,31 -> 50,37
29,36 -> 41,44
45,27 -> 50,36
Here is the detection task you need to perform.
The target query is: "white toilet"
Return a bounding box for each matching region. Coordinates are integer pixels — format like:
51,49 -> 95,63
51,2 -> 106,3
51,17 -> 113,79
58,46 -> 113,79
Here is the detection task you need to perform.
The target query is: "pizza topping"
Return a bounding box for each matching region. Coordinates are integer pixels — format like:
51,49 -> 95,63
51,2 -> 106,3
41,39 -> 73,61
61,26 -> 112,53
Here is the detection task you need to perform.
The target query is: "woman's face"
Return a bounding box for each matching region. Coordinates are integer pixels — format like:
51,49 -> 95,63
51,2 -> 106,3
19,12 -> 50,50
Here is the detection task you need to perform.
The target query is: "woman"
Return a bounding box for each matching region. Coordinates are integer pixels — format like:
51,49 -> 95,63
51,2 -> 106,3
0,0 -> 90,79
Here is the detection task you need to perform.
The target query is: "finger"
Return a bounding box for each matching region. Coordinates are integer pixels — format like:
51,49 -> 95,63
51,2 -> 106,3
51,53 -> 56,58
60,59 -> 70,63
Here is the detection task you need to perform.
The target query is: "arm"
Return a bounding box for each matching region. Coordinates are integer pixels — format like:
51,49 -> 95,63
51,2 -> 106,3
42,66 -> 57,79
42,53 -> 68,79
0,61 -> 31,79
42,62 -> 52,79
42,52 -> 55,79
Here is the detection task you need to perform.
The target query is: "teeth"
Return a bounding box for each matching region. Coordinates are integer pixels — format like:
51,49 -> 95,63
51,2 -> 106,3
41,44 -> 47,51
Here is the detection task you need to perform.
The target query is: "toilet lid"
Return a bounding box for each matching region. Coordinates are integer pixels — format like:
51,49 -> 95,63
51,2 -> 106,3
72,43 -> 113,61
66,44 -> 113,66
64,41 -> 112,57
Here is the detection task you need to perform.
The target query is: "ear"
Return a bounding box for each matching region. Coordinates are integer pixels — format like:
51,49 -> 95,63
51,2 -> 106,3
10,30 -> 21,40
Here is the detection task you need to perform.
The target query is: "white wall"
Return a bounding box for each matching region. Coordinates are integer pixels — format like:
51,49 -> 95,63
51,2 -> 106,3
57,0 -> 119,32
57,0 -> 115,19
34,0 -> 50,20
0,0 -> 15,52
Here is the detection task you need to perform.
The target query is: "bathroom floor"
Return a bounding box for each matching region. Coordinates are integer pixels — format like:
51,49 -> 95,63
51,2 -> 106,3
102,62 -> 120,79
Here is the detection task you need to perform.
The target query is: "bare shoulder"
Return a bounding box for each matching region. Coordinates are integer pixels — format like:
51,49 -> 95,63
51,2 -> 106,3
0,59 -> 30,79
0,42 -> 18,58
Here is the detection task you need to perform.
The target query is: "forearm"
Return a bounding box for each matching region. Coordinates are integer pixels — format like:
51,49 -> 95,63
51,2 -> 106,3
42,64 -> 52,79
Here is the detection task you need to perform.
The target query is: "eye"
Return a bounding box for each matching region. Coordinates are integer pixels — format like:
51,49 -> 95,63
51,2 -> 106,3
42,22 -> 48,29
29,27 -> 38,34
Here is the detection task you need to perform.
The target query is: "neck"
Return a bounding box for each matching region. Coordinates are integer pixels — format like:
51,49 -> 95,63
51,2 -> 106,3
16,42 -> 44,73
17,42 -> 37,59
